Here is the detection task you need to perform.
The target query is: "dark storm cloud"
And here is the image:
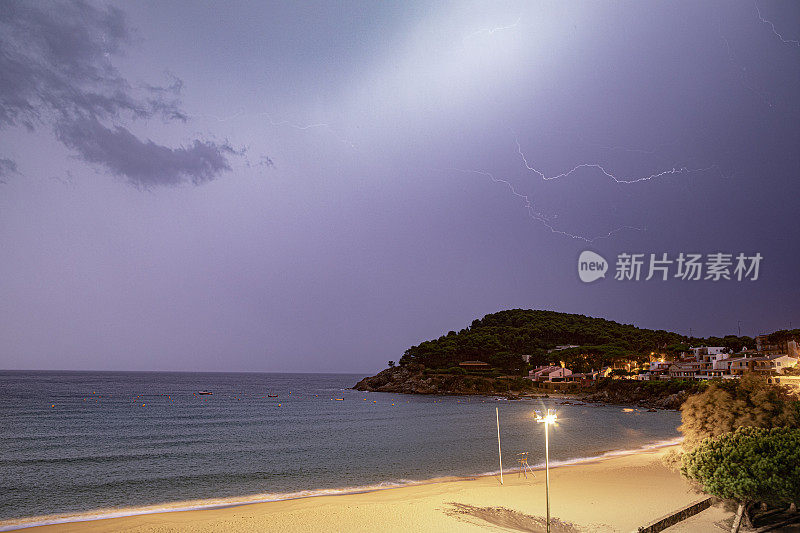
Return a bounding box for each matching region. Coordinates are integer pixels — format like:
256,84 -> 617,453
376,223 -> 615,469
141,76 -> 188,122
0,0 -> 233,186
0,1 -> 158,126
0,158 -> 17,182
257,155 -> 275,168
55,119 -> 235,187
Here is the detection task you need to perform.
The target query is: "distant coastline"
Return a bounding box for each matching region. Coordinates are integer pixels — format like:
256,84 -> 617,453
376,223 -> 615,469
353,366 -> 695,409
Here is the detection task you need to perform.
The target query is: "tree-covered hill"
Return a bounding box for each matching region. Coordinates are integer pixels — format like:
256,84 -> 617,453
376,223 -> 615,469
396,309 -> 753,373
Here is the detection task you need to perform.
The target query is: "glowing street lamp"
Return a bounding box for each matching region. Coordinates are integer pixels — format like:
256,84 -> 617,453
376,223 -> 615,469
534,409 -> 557,533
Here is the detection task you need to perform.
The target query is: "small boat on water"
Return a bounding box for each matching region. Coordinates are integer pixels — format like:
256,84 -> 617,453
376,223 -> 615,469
198,391 -> 213,395
267,394 -> 278,398
334,398 -> 344,401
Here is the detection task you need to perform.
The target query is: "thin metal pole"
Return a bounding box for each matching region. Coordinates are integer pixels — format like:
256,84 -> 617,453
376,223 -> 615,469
496,407 -> 503,485
545,413 -> 551,533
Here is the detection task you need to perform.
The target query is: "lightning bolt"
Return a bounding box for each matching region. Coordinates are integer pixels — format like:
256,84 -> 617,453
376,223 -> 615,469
718,23 -> 776,108
445,134 -> 727,242
193,109 -> 357,149
515,138 -> 723,184
463,17 -> 521,42
198,110 -> 244,122
754,1 -> 800,46
258,111 -> 357,149
445,167 -> 643,242
715,2 -> 800,109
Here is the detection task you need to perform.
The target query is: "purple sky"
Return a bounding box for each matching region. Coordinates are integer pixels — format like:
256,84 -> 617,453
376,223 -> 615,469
1,1 -> 798,373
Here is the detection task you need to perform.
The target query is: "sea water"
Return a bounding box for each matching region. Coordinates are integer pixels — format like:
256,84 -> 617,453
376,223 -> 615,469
0,371 -> 681,529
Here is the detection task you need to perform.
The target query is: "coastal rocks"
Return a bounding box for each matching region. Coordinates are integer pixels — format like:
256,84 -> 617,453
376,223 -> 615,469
355,368 -> 698,410
652,391 -> 689,410
584,385 -> 692,410
353,367 -> 531,396
353,367 -> 438,394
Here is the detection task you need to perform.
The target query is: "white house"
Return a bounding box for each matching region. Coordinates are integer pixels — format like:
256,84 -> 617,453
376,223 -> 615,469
669,361 -> 700,379
690,346 -> 726,358
528,365 -> 573,382
637,360 -> 672,380
546,345 -> 579,354
752,354 -> 798,374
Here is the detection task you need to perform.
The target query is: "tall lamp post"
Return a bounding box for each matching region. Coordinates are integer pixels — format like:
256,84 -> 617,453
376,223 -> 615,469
535,409 -> 557,533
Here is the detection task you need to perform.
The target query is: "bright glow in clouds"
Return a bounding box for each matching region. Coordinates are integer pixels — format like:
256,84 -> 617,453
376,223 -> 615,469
1,1 -> 798,372
338,2 -> 728,241
348,4 -> 554,122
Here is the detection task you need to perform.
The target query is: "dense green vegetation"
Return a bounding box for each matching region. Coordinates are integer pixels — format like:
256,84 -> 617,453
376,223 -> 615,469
765,328 -> 800,345
682,427 -> 800,531
596,377 -> 705,397
674,376 -> 800,530
397,309 -> 754,373
678,374 -> 800,447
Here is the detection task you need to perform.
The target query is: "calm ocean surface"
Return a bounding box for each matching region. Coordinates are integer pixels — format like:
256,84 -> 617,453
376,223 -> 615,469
0,371 -> 681,528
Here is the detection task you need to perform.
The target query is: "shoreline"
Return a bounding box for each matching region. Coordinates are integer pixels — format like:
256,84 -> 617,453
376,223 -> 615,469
1,437 -> 683,531
353,368 -> 693,411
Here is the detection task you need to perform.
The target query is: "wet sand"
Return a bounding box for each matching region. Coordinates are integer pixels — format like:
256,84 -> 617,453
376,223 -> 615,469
19,445 -> 723,532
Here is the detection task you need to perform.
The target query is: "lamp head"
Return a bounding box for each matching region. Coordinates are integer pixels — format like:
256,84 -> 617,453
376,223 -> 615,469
534,409 -> 557,425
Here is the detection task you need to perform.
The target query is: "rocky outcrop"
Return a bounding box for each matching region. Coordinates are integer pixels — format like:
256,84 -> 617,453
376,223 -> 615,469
353,367 -> 533,396
355,368 -> 697,409
584,385 -> 694,410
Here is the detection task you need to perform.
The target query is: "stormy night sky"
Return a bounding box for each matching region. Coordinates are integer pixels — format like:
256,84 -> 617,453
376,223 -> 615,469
1,1 -> 798,373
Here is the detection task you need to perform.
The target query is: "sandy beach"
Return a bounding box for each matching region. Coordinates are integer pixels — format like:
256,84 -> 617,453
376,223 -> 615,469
19,445 -> 727,533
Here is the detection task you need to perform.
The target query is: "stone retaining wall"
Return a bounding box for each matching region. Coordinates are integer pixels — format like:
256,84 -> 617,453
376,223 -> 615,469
638,497 -> 713,533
